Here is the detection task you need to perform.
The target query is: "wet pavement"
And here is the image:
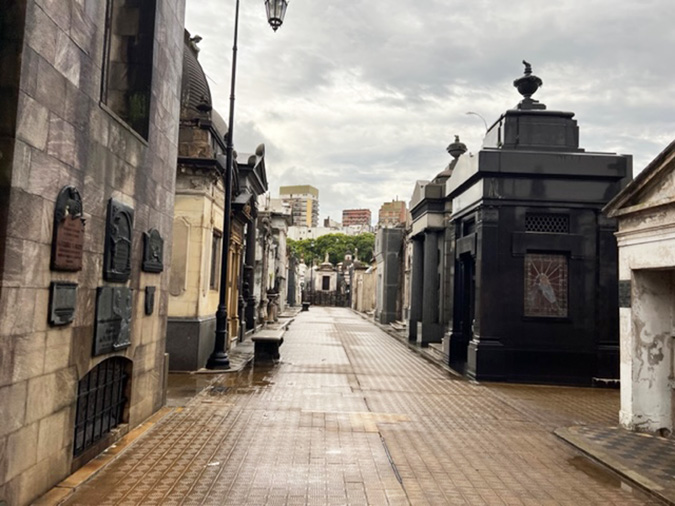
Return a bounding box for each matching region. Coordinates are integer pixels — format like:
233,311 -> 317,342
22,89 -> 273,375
56,307 -> 663,505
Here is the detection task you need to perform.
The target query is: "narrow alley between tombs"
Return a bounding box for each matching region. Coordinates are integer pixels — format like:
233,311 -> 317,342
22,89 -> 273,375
60,308 -> 655,506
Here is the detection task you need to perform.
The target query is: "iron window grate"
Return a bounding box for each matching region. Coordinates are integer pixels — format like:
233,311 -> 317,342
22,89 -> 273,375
73,358 -> 129,456
525,214 -> 569,234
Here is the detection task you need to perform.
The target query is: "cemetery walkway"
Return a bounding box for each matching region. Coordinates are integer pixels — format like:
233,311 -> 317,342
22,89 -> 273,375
51,307 -> 659,505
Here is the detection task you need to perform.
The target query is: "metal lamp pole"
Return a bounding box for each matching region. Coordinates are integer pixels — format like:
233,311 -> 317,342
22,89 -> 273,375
207,0 -> 289,369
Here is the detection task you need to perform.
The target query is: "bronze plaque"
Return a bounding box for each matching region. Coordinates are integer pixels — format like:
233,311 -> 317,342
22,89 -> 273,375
51,186 -> 85,271
104,199 -> 134,282
49,282 -> 77,326
93,286 -> 132,356
524,253 -> 568,318
142,229 -> 164,273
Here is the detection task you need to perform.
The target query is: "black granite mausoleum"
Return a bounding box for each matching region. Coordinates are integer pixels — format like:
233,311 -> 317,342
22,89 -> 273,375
446,63 -> 632,385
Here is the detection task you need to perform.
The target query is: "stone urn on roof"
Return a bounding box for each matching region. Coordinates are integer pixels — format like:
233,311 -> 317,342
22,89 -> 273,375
513,60 -> 546,110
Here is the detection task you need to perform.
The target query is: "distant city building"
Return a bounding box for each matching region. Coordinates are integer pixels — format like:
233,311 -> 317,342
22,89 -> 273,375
279,185 -> 319,227
342,208 -> 372,227
324,217 -> 341,228
378,200 -> 407,228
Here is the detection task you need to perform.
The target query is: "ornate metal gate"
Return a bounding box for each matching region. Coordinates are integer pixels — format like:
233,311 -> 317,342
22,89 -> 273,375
73,357 -> 130,456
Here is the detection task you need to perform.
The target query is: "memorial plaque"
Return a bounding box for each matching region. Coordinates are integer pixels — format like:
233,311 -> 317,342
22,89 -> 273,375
619,280 -> 631,308
93,286 -> 132,356
49,282 -> 77,326
104,199 -> 134,282
145,286 -> 156,315
142,229 -> 164,273
51,186 -> 85,271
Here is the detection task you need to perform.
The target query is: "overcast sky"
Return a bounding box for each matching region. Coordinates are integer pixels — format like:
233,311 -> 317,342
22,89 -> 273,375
185,0 -> 675,224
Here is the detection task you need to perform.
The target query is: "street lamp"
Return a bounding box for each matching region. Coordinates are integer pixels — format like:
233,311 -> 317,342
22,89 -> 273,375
207,0 -> 290,370
465,111 -> 488,133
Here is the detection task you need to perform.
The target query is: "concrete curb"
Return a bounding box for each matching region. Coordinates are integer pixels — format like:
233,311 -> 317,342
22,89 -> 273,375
555,427 -> 673,505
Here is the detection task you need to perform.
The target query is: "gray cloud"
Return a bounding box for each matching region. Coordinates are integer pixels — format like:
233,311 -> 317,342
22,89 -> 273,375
186,0 -> 675,222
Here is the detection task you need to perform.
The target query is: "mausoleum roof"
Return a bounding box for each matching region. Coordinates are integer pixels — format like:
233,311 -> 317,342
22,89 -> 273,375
181,31 -> 228,138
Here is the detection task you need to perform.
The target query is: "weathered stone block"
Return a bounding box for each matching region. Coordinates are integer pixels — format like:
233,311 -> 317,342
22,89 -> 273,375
0,382 -> 28,438
30,288 -> 50,335
70,2 -> 96,54
25,6 -> 59,66
36,55 -> 67,118
36,0 -> 72,33
16,93 -> 49,151
47,115 -> 78,169
0,289 -> 40,337
27,150 -> 66,199
6,190 -> 46,243
36,408 -> 69,461
5,422 -> 38,481
15,447 -> 70,506
44,327 -> 72,374
64,83 -> 92,133
23,46 -> 41,99
25,368 -> 76,424
55,31 -> 80,87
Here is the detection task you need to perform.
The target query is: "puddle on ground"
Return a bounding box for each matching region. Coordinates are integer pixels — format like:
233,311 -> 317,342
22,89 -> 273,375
568,456 -> 635,494
167,362 -> 277,406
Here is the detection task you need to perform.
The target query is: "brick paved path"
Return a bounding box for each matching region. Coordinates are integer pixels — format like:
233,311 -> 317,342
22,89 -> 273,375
64,308 -> 657,505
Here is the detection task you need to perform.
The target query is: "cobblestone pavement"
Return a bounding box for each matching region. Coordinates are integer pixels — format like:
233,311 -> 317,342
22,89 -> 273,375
62,308 -> 658,505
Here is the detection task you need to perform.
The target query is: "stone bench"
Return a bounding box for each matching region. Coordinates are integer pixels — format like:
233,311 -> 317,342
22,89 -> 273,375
252,329 -> 284,360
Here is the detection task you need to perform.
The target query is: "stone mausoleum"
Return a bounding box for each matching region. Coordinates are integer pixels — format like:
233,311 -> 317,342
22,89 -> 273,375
0,2 -> 185,504
605,139 -> 675,434
445,63 -> 632,384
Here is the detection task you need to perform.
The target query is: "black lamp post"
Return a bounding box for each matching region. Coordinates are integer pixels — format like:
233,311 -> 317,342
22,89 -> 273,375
207,0 -> 289,370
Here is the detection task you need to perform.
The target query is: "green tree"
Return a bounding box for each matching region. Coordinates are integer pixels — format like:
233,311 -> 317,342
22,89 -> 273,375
287,233 -> 375,266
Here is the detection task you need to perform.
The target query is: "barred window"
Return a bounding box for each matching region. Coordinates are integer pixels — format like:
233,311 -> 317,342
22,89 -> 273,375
525,213 -> 569,234
74,358 -> 130,457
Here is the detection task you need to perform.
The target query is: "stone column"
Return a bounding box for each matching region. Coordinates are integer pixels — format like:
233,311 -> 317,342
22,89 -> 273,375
420,230 -> 442,344
408,236 -> 424,341
244,217 -> 257,330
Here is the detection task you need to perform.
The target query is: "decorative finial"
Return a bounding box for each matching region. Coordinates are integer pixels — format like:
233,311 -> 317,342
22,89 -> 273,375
189,35 -> 202,54
513,61 -> 545,110
446,135 -> 468,159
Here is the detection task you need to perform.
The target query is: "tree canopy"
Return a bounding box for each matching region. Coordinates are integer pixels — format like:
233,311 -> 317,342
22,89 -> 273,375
287,233 -> 375,266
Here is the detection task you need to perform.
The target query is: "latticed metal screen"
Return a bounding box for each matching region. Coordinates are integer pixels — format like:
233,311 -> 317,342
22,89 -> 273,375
525,213 -> 569,233
73,358 -> 129,456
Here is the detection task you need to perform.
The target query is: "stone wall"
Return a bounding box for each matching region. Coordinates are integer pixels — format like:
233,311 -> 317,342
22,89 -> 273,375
0,1 -> 185,504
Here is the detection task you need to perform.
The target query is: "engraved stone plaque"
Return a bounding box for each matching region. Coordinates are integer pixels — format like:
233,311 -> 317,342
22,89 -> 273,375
104,199 -> 134,282
94,286 -> 132,356
51,186 -> 85,271
49,282 -> 77,326
142,229 -> 164,273
145,286 -> 156,315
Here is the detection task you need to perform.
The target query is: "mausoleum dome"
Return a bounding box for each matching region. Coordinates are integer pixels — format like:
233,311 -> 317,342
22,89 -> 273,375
181,31 -> 228,138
